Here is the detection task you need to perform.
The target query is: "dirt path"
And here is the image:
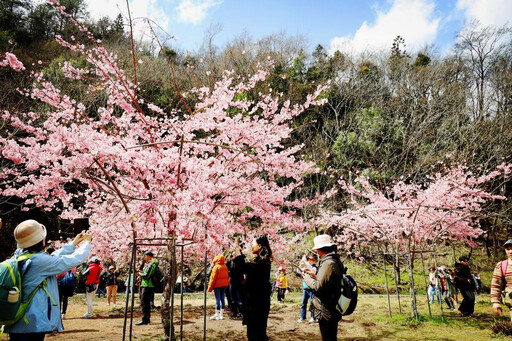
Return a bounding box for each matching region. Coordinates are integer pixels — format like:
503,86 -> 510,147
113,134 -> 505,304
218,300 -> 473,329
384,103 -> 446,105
3,293 -> 497,340
5,293 -> 323,341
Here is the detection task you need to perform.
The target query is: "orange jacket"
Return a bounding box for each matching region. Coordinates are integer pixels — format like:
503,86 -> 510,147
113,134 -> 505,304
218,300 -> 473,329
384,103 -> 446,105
208,255 -> 230,292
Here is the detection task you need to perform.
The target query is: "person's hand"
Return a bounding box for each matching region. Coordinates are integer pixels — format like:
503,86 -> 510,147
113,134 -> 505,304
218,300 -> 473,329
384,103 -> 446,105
494,305 -> 503,316
72,231 -> 84,246
305,268 -> 316,279
82,231 -> 92,243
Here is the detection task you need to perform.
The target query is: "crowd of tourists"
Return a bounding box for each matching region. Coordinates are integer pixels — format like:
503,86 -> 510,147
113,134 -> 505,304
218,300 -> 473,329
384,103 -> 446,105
5,217 -> 512,341
427,260 -> 481,314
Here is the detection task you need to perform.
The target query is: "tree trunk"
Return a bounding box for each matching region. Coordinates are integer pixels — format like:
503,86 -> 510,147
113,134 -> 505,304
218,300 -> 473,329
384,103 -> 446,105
394,252 -> 401,284
161,238 -> 177,341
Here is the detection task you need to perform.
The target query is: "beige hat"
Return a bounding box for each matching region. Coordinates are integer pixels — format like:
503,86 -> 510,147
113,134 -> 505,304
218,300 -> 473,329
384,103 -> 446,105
14,220 -> 47,248
312,234 -> 336,250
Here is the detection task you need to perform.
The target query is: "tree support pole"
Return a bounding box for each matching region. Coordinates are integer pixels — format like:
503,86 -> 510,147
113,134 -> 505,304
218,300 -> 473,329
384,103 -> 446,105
122,241 -> 136,341
203,247 -> 207,341
433,245 -> 445,321
392,252 -> 402,314
407,249 -> 419,320
180,244 -> 184,341
420,251 -> 432,317
382,252 -> 392,318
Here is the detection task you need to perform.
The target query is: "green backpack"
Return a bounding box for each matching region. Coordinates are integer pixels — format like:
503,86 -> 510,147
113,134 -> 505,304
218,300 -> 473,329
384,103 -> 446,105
0,253 -> 53,327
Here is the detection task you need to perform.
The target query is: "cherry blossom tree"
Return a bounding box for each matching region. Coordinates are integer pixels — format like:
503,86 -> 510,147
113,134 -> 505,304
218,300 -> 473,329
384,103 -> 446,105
316,162 -> 512,318
0,2 -> 329,337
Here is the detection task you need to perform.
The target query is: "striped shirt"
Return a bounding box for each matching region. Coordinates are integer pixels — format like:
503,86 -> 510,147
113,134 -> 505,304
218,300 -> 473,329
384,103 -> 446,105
491,259 -> 512,308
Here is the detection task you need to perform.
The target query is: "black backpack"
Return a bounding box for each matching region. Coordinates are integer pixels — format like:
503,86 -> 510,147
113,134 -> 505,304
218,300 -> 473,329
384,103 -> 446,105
151,264 -> 165,289
336,264 -> 358,316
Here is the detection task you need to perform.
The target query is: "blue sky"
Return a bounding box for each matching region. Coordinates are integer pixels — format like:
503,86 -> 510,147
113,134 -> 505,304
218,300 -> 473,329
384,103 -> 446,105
80,0 -> 512,55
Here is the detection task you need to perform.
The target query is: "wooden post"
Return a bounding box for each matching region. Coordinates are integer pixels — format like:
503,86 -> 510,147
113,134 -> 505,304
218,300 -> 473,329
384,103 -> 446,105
392,252 -> 402,314
122,241 -> 136,341
433,246 -> 445,321
420,251 -> 432,317
407,249 -> 419,320
382,252 -> 392,318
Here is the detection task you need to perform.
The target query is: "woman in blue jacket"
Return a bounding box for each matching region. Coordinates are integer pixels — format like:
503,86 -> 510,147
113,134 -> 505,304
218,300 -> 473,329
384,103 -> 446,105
7,220 -> 92,341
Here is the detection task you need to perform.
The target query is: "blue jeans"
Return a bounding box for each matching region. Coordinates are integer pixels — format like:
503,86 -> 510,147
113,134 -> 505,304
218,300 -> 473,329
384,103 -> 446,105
301,288 -> 314,320
428,285 -> 441,303
214,286 -> 226,310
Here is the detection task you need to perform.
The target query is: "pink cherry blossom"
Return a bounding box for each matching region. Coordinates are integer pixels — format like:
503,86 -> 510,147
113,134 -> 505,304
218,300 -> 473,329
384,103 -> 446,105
0,21 -> 329,263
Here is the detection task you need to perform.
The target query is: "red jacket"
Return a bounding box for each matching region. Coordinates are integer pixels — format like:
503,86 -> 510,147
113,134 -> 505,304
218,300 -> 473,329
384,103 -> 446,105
86,262 -> 102,285
208,255 -> 230,292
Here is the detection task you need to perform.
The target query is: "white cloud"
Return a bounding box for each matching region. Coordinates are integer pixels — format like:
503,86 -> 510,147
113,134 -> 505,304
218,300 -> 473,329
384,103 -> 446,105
457,0 -> 512,27
84,0 -> 169,41
176,0 -> 223,25
329,0 -> 440,56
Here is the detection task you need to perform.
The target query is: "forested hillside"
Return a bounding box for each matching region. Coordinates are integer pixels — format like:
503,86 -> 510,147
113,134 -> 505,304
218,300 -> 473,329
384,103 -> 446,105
1,0 -> 511,262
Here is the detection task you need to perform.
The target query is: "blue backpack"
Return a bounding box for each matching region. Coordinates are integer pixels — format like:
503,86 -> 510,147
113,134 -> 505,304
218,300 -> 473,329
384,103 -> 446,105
60,270 -> 76,288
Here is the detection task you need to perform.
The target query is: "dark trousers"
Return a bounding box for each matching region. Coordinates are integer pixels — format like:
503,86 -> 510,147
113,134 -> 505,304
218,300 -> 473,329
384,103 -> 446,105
61,294 -> 69,314
318,318 -> 339,341
246,304 -> 270,341
230,285 -> 242,316
141,286 -> 155,323
459,289 -> 475,316
9,333 -> 46,341
277,287 -> 286,302
246,318 -> 269,341
442,290 -> 455,309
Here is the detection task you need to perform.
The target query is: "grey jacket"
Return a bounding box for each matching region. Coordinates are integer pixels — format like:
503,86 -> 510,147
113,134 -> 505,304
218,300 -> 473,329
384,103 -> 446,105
304,252 -> 343,321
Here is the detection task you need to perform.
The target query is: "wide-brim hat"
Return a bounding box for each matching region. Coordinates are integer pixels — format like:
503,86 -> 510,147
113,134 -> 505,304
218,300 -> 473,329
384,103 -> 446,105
312,234 -> 336,250
109,266 -> 115,270
144,251 -> 154,257
504,239 -> 512,247
14,220 -> 47,248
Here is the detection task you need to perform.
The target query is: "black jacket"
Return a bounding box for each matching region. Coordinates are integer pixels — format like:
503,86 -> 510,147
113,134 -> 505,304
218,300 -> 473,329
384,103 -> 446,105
234,254 -> 271,326
453,262 -> 476,292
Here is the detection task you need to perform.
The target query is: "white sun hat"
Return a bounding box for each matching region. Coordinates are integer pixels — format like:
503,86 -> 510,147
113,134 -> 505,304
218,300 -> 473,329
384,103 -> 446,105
312,234 -> 336,250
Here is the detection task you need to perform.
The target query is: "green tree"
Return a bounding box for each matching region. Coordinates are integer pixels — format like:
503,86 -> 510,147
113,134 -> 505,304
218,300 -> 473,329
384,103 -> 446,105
28,3 -> 58,41
0,0 -> 32,46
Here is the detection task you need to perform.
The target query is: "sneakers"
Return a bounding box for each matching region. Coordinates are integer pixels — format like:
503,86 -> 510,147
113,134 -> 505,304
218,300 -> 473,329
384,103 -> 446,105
61,313 -> 66,319
308,318 -> 316,323
297,318 -> 305,323
82,313 -> 92,318
135,320 -> 149,325
106,302 -> 110,306
113,303 -> 117,307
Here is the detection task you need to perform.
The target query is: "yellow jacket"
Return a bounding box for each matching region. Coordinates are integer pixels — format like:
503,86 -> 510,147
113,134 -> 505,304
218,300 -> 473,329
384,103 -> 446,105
276,273 -> 288,289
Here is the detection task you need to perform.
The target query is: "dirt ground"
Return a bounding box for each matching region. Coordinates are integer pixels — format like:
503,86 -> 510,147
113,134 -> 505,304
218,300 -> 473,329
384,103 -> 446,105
2,292 -> 501,341
2,293 -> 325,341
